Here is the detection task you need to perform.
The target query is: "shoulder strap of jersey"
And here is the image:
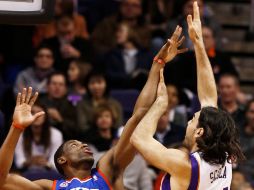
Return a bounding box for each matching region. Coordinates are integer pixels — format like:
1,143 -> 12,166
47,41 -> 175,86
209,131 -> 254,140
188,154 -> 200,190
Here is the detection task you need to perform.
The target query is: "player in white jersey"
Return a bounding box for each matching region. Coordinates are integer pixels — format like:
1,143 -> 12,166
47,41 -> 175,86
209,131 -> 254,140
131,1 -> 245,190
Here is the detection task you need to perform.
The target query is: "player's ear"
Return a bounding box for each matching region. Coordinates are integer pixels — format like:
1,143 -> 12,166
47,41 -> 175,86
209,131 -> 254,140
195,128 -> 204,138
57,156 -> 67,165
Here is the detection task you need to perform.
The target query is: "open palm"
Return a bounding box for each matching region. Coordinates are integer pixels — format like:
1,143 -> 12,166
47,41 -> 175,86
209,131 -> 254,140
13,87 -> 44,129
187,1 -> 203,44
155,26 -> 188,64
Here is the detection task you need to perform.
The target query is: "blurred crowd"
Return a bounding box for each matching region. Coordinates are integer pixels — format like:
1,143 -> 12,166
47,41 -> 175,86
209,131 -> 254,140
0,0 -> 253,189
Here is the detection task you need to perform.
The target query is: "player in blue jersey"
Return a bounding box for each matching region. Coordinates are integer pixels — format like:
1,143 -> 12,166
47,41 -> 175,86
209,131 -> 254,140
0,26 -> 187,190
130,2 -> 245,190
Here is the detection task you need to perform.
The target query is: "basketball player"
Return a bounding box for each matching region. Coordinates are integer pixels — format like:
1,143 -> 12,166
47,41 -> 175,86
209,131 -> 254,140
130,2 -> 245,190
0,26 -> 187,189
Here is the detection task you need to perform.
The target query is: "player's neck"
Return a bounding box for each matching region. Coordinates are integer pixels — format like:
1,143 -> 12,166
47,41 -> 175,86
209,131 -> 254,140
65,168 -> 91,180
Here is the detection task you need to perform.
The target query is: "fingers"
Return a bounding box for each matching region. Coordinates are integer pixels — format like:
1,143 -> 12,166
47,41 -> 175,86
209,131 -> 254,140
187,15 -> 193,27
193,1 -> 200,21
25,87 -> 32,104
159,69 -> 164,83
177,36 -> 185,47
16,93 -> 21,105
171,25 -> 182,42
21,88 -> 27,104
29,92 -> 39,106
177,48 -> 189,54
33,111 -> 45,120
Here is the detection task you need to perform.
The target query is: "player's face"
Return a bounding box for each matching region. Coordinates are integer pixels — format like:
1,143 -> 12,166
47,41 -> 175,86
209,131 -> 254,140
183,111 -> 202,150
64,140 -> 94,168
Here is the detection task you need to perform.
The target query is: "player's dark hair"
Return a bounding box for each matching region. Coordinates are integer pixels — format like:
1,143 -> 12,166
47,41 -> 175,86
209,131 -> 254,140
54,142 -> 66,176
196,107 -> 245,165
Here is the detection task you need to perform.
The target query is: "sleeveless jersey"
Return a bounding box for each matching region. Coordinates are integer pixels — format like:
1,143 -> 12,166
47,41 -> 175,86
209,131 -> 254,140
157,152 -> 232,190
52,168 -> 112,190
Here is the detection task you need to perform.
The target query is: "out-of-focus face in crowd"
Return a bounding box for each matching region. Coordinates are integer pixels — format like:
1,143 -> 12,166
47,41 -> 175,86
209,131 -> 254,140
167,84 -> 179,110
246,101 -> 254,128
68,61 -> 79,83
116,23 -> 129,45
120,0 -> 142,20
88,76 -> 107,99
202,26 -> 215,51
47,74 -> 67,99
218,75 -> 239,104
35,48 -> 54,70
57,17 -> 76,44
183,0 -> 204,17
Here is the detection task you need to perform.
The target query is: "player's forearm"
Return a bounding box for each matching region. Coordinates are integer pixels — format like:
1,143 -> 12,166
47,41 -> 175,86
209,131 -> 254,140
194,41 -> 217,107
131,101 -> 164,148
0,126 -> 22,186
113,108 -> 147,169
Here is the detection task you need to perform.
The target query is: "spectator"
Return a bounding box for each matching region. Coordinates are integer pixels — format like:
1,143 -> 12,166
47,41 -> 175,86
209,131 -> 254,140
33,0 -> 89,47
15,103 -> 63,171
166,0 -> 222,49
14,45 -> 55,94
154,110 -> 185,147
231,170 -> 253,190
167,83 -> 188,127
238,100 -> 254,180
42,15 -> 92,72
218,73 -> 245,130
86,104 -> 117,151
105,22 -> 152,89
144,0 -> 174,38
67,59 -> 92,106
114,126 -> 153,190
165,25 -> 238,94
77,70 -> 123,133
92,0 -> 150,55
38,72 -> 78,140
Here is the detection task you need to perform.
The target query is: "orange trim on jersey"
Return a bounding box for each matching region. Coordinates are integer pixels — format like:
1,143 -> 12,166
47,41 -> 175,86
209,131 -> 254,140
97,169 -> 113,190
154,172 -> 166,190
51,180 -> 57,190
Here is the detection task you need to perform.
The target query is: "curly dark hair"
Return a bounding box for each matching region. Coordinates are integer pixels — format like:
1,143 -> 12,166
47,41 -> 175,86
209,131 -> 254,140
196,107 -> 245,165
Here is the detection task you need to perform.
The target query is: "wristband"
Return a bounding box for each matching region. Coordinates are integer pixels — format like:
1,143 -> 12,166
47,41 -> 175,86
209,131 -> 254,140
153,57 -> 165,65
12,122 -> 25,131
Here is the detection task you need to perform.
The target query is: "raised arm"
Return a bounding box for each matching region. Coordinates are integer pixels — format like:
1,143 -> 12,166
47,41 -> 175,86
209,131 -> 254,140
0,87 -> 52,190
130,70 -> 190,177
187,1 -> 218,108
98,27 -> 187,180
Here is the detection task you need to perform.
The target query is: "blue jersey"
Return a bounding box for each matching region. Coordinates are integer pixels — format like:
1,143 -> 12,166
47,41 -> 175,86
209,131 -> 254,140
52,168 -> 112,190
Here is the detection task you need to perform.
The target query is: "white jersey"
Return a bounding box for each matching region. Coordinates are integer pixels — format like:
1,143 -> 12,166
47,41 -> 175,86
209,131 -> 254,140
157,152 -> 232,190
193,152 -> 232,190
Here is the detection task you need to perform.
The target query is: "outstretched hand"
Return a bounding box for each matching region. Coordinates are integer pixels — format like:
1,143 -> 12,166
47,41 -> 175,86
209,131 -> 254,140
155,69 -> 168,112
13,87 -> 45,129
155,25 -> 188,64
187,1 -> 202,44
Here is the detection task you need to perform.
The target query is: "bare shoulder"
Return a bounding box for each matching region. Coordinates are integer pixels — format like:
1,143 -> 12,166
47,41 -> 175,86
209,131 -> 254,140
34,179 -> 54,190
